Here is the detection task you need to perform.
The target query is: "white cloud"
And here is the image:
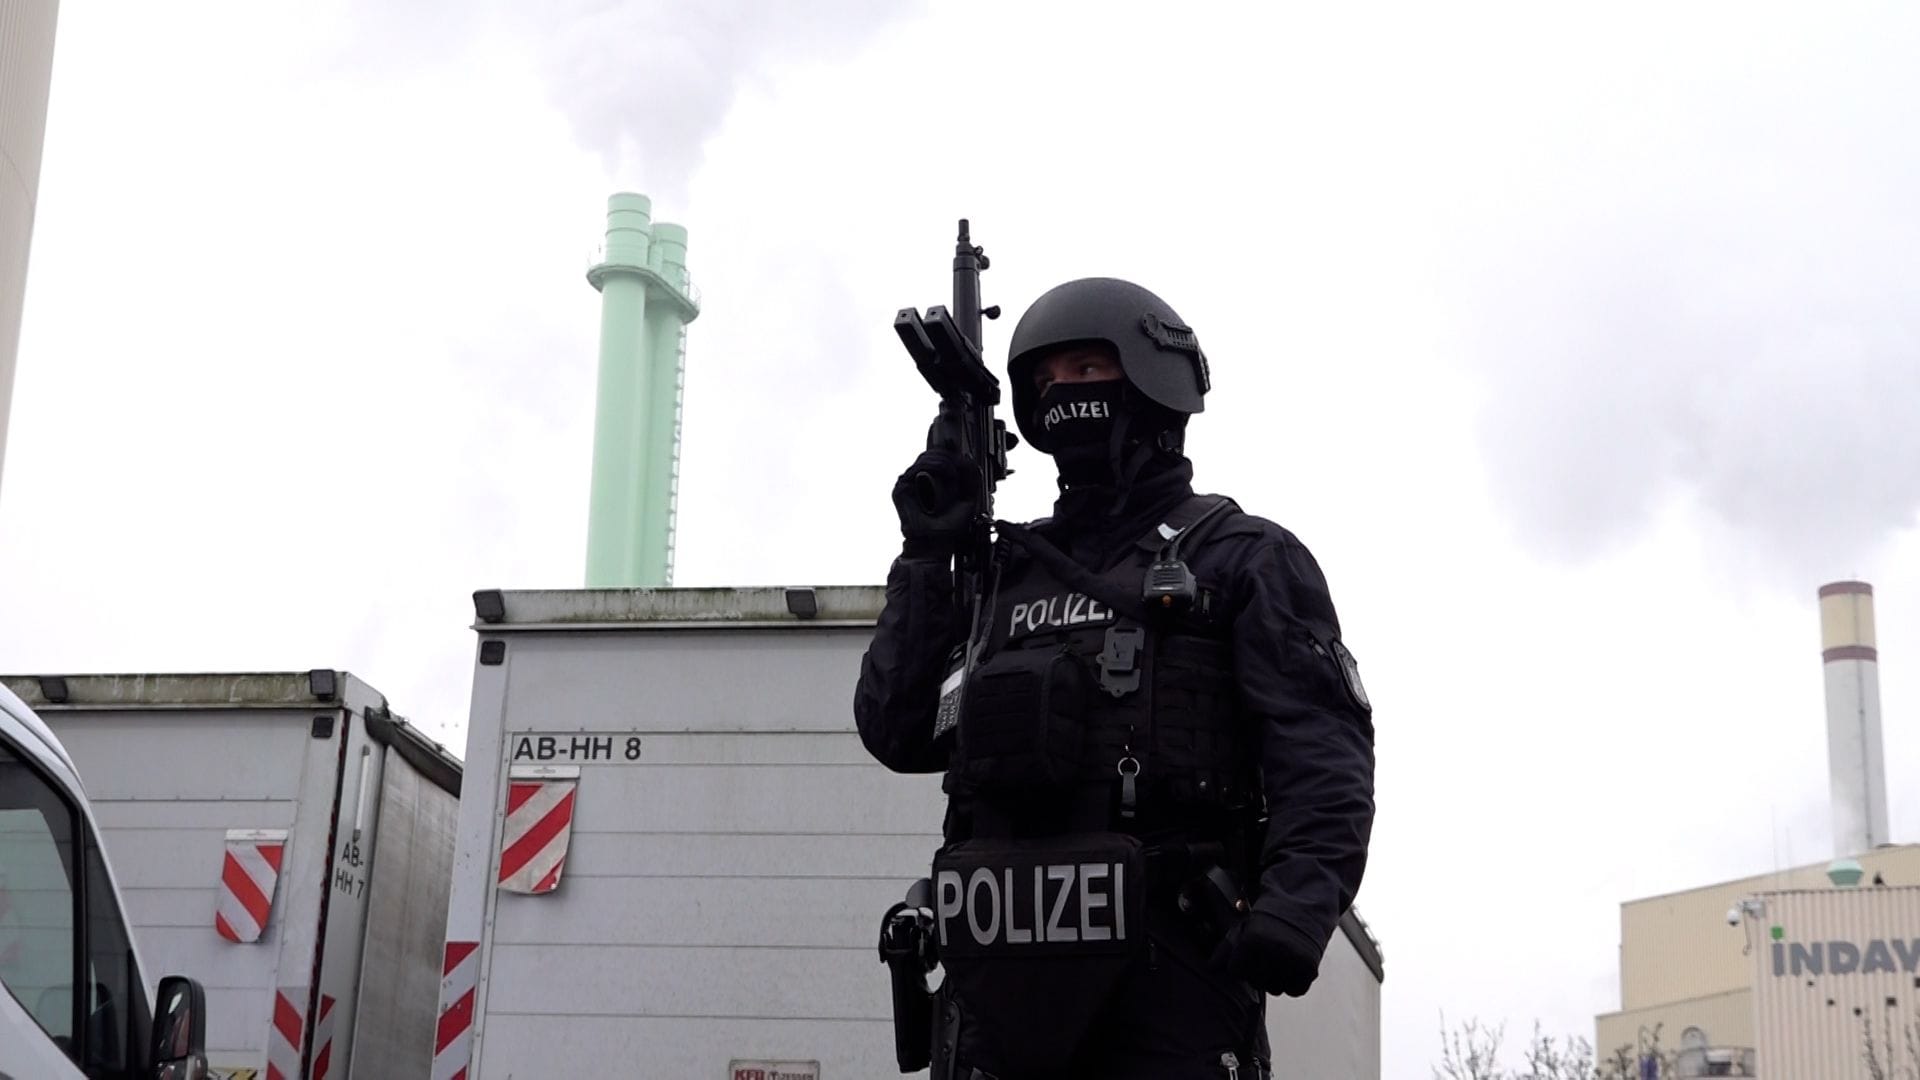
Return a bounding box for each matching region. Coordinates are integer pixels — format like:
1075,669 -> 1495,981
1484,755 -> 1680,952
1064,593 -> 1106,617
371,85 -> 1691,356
1428,5 -> 1920,576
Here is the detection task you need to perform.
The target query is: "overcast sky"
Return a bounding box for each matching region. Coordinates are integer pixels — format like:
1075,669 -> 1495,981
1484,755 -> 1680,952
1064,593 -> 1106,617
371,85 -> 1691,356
5,2 -> 1919,1075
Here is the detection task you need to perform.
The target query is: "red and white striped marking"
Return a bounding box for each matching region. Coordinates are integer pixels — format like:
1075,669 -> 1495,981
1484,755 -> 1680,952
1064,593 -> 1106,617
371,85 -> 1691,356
432,941 -> 479,1080
216,829 -> 288,944
265,986 -> 305,1080
309,994 -> 337,1080
497,778 -> 577,894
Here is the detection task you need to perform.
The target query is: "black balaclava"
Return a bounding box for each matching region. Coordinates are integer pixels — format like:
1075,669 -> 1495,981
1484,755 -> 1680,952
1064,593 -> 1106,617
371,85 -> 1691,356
1032,380 -> 1191,548
1034,380 -> 1127,485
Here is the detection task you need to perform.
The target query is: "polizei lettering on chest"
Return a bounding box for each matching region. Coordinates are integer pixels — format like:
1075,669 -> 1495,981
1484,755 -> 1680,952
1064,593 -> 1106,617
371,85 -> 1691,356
934,861 -> 1129,954
1008,592 -> 1113,638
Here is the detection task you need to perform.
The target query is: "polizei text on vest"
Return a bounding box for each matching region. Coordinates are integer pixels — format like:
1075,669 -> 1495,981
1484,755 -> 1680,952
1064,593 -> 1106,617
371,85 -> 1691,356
935,860 -> 1129,950
1009,592 -> 1114,638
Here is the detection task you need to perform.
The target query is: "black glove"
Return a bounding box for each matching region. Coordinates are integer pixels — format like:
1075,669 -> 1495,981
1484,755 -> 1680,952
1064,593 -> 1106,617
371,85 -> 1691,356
1213,910 -> 1322,998
892,449 -> 977,559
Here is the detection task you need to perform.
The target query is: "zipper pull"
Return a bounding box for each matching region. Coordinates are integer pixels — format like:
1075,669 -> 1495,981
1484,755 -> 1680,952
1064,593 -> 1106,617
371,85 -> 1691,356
1220,1051 -> 1240,1079
1117,756 -> 1139,820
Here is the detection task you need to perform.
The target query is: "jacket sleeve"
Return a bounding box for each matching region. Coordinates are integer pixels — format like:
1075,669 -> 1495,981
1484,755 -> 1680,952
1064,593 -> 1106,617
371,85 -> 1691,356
1230,533 -> 1376,962
854,555 -> 966,774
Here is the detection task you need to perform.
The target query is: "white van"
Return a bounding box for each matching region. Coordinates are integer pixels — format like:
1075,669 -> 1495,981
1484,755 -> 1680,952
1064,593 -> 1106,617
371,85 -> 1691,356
1,682 -> 209,1079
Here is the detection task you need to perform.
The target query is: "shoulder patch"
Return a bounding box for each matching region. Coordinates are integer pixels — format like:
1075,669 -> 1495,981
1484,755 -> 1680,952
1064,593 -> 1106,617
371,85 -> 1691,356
1331,639 -> 1370,713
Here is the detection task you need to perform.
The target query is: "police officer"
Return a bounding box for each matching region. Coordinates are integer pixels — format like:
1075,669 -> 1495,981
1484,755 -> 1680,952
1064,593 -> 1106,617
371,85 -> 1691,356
856,278 -> 1375,1079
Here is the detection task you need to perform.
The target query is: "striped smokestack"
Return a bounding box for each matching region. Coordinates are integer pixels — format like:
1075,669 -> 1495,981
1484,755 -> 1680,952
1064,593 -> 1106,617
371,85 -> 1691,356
1819,580 -> 1888,856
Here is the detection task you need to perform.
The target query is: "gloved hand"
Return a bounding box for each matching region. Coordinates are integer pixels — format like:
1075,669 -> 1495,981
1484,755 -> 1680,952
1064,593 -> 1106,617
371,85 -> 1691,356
892,449 -> 977,559
1212,911 -> 1322,998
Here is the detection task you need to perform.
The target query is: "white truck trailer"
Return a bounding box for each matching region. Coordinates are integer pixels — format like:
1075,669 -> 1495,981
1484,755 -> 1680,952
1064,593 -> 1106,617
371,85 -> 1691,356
438,586 -> 1382,1079
1,682 -> 211,1079
3,670 -> 462,1080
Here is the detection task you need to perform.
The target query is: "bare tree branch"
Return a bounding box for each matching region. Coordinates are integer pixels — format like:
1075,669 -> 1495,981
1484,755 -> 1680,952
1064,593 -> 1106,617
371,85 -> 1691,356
1437,1017 -> 1639,1080
1436,1014 -> 1510,1080
1864,1016 -> 1889,1080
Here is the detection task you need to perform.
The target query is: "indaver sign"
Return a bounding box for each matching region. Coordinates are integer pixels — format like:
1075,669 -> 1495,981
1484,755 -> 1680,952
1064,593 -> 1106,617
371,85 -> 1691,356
729,1061 -> 821,1080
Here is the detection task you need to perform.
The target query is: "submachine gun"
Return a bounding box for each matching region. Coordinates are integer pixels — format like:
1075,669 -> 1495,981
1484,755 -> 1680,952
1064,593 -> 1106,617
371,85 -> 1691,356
892,219 -> 1015,604
878,220 -> 1016,1073
892,219 -> 1017,743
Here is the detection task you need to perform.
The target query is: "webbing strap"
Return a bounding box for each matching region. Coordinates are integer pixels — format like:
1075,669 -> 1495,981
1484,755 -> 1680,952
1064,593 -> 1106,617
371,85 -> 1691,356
994,521 -> 1151,623
994,493 -> 1238,622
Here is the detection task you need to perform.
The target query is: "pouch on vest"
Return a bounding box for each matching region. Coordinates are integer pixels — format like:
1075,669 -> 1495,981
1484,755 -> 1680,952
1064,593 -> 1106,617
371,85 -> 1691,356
931,832 -> 1146,1071
950,646 -> 1087,796
1151,633 -> 1246,804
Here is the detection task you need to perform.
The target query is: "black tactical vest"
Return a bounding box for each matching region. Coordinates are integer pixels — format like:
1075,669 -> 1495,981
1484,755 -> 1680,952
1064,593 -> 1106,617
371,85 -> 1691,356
942,496 -> 1255,837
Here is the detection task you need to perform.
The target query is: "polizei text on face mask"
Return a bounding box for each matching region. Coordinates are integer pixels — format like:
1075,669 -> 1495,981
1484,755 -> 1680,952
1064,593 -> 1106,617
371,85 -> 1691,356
1042,399 -> 1111,430
935,861 -> 1129,949
1009,592 -> 1113,638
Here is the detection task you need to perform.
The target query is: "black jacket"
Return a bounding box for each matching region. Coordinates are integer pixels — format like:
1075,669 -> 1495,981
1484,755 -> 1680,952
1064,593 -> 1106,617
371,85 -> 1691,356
854,460 -> 1375,972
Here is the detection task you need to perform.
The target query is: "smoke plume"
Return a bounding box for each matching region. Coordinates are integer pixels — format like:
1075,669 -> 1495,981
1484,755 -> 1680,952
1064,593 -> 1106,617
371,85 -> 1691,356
1435,9 -> 1920,577
507,0 -> 924,204
325,0 -> 924,204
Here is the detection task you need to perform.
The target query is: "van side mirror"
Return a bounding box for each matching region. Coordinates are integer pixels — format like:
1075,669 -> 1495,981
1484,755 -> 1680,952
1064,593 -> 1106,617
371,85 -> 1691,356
149,975 -> 208,1079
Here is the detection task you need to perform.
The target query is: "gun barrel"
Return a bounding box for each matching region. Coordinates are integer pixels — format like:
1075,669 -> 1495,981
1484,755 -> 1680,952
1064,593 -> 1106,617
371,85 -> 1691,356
952,219 -> 984,350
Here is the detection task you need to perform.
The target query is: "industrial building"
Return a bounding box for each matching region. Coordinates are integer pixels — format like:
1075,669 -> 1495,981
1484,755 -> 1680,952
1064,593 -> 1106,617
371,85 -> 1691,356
1598,846 -> 1920,1073
0,0 -> 61,490
1597,581 -> 1915,1078
1747,882 -> 1920,1076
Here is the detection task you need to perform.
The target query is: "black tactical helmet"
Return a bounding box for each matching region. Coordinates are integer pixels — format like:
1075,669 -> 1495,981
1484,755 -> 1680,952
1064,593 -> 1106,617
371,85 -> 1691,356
1005,277 -> 1211,448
